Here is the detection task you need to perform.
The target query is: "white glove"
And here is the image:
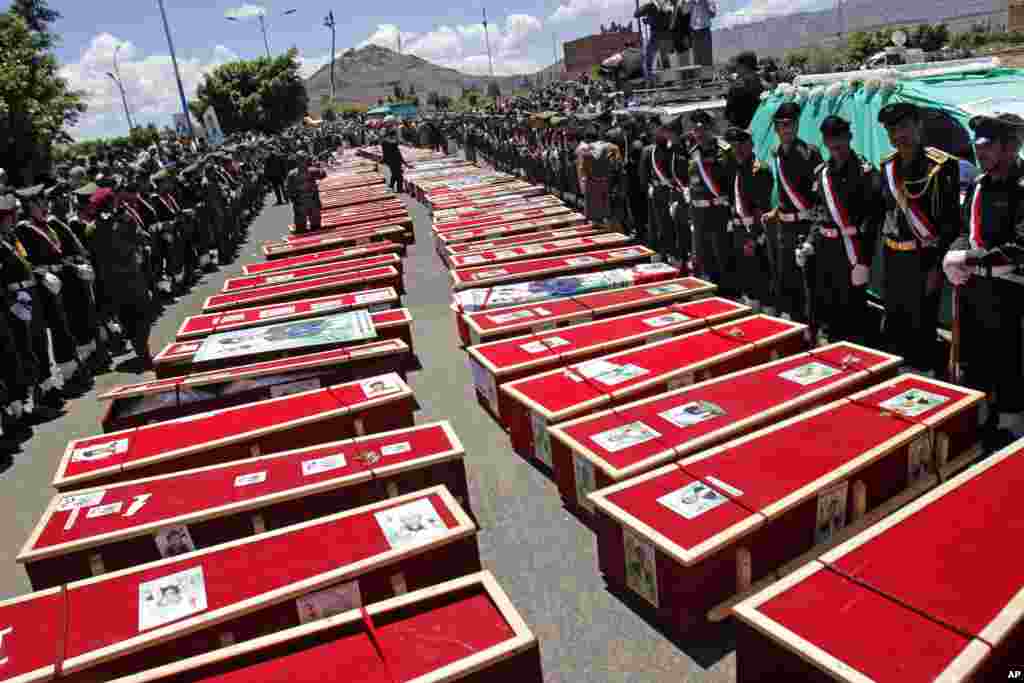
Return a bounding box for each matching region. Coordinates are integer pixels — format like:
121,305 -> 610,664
851,264 -> 870,287
795,241 -> 814,268
943,250 -> 972,286
648,185 -> 654,199
42,272 -> 62,295
75,264 -> 95,282
669,201 -> 679,220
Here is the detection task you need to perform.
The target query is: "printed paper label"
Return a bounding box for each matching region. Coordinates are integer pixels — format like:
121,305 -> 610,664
623,528 -> 659,607
642,312 -> 690,328
233,471 -> 267,487
646,284 -> 686,295
380,442 -> 411,456
566,256 -> 601,266
296,581 -> 362,624
302,453 -> 347,477
878,388 -> 950,417
779,362 -> 842,386
461,255 -> 487,265
908,433 -> 935,484
72,437 -> 129,462
219,313 -> 247,324
488,310 -> 534,324
310,300 -> 345,312
493,249 -> 520,259
658,400 -> 726,429
374,498 -> 448,549
592,363 -> 648,387
658,480 -> 731,520
154,525 -> 196,558
354,290 -> 391,305
57,490 -> 106,511
86,502 -> 123,518
574,456 -> 598,513
265,274 -> 295,284
815,480 -> 849,544
520,341 -> 551,354
472,269 -> 508,280
531,411 -> 553,468
533,307 -> 552,316
258,306 -> 296,319
468,358 -> 498,414
612,247 -> 645,257
270,378 -> 322,398
138,566 -> 208,631
590,421 -> 662,453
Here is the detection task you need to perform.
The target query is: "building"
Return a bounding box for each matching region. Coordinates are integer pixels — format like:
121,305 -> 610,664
563,32 -> 641,79
1011,0 -> 1024,31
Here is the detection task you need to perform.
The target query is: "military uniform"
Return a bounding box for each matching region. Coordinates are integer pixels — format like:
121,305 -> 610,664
771,125 -> 822,322
645,140 -> 675,257
877,141 -> 960,369
688,134 -> 736,293
810,120 -> 883,345
726,128 -> 775,305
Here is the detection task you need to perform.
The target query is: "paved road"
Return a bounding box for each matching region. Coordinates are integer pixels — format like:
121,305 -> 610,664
0,191 -> 736,682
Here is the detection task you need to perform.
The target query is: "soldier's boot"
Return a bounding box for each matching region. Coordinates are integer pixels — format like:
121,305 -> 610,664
132,333 -> 154,372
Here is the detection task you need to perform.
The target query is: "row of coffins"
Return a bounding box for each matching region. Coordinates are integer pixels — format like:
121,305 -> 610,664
421,162 -> 1015,681
1,158 -> 543,683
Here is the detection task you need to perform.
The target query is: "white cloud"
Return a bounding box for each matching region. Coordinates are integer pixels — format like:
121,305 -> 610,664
549,0 -> 634,23
61,32 -> 241,139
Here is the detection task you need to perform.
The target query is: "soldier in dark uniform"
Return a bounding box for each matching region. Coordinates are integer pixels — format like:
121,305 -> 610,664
644,125 -> 676,259
764,102 -> 822,323
202,163 -> 230,265
806,115 -> 883,345
285,152 -> 325,234
943,113 -> 1024,440
877,102 -> 961,373
626,139 -> 649,240
14,185 -> 84,391
725,126 -> 774,308
86,188 -> 154,370
688,109 -> 736,294
725,51 -> 764,130
667,117 -> 692,270
148,169 -> 181,297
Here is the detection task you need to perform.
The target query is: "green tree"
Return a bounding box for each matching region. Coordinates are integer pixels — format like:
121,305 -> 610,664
785,50 -> 810,69
189,49 -> 308,135
0,5 -> 85,184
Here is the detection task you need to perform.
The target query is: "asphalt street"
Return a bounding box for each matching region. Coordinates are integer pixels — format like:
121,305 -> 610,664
0,189 -> 736,682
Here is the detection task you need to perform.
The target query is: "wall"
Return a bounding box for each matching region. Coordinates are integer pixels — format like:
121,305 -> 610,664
563,32 -> 642,78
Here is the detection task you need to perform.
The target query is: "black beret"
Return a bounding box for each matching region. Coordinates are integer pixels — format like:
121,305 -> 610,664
819,115 -> 851,137
969,113 -> 1024,145
691,109 -> 713,126
772,102 -> 801,122
723,126 -> 752,143
878,102 -> 920,125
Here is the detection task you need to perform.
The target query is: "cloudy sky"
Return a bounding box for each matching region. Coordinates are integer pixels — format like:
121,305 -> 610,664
22,0 -> 818,140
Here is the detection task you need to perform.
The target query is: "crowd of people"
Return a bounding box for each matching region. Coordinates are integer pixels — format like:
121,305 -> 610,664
0,126 -> 342,449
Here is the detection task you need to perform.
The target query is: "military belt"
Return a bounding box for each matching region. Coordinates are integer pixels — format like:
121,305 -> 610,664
884,238 -> 919,252
692,198 -> 730,208
778,211 -> 812,222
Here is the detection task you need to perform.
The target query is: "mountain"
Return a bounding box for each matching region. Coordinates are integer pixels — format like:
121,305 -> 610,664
304,44 -> 546,112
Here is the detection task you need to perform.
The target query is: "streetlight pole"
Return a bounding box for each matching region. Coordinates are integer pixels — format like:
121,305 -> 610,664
107,43 -> 135,131
156,0 -> 194,138
324,11 -> 336,103
225,6 -> 296,59
482,8 -> 495,78
258,12 -> 270,58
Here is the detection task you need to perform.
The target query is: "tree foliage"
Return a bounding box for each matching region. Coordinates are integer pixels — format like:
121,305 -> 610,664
0,1 -> 86,184
912,23 -> 949,51
55,123 -> 162,161
189,48 -> 308,135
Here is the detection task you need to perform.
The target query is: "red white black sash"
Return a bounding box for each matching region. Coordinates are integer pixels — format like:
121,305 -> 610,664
968,181 -> 985,250
883,158 -> 938,245
650,147 -> 673,188
28,220 -> 62,256
123,205 -> 145,229
158,193 -> 181,214
733,172 -> 754,223
774,153 -> 813,215
695,148 -> 723,199
820,166 -> 863,266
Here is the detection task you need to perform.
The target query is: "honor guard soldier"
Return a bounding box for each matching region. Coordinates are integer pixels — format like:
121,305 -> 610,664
14,185 -> 83,392
877,102 -> 961,373
688,109 -> 736,294
943,113 -> 1024,443
725,126 -> 774,309
86,188 -> 155,370
666,116 -> 692,270
149,169 -> 182,296
286,151 -> 325,234
764,101 -> 822,323
807,115 -> 883,345
645,124 -> 676,259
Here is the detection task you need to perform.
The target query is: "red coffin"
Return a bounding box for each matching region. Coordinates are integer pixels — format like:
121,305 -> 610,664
435,213 -> 586,252
263,225 -> 409,259
202,266 -> 402,313
502,315 -> 809,464
460,277 -> 715,346
10,488 -> 484,683
467,297 -> 750,422
448,233 -> 634,271
22,422 -> 468,589
433,197 -> 565,229
156,308 -> 413,379
432,206 -> 576,236
589,378 -> 982,635
105,573 -> 541,683
177,288 -> 399,341
442,224 -> 608,264
429,184 -> 544,210
451,246 -> 656,291
101,339 -> 410,432
222,253 -> 403,293
54,372 -> 417,490
241,242 -> 402,276
549,342 -> 902,518
735,439 -> 1024,682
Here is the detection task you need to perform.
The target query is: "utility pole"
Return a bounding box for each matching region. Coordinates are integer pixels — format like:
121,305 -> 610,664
157,0 -> 194,138
482,8 -> 495,78
258,12 -> 271,58
324,11 -> 336,102
106,43 -> 134,131
552,34 -> 559,84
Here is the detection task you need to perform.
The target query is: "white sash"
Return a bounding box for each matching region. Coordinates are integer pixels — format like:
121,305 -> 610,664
883,159 -> 938,244
774,154 -> 813,214
820,166 -> 862,266
695,148 -> 722,199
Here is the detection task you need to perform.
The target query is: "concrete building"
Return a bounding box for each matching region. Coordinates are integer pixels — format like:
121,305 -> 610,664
1010,0 -> 1024,31
563,32 -> 641,79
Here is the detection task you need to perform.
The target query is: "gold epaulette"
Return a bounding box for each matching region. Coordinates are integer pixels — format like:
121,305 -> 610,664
717,138 -> 731,151
14,240 -> 28,260
881,150 -> 898,165
925,146 -> 955,165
